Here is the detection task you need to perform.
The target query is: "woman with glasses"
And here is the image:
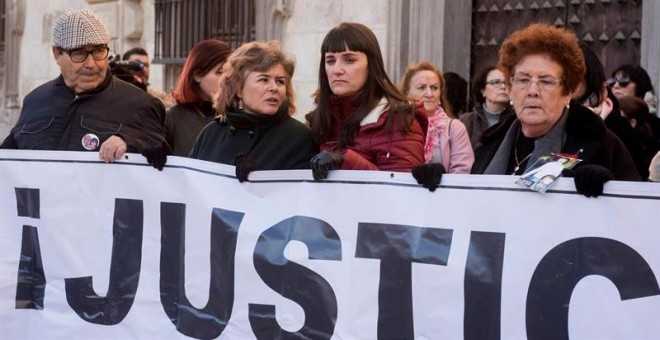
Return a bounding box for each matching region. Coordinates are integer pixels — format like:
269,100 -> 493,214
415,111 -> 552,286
609,65 -> 656,111
472,23 -> 640,197
460,65 -> 514,149
399,61 -> 474,175
609,64 -> 660,152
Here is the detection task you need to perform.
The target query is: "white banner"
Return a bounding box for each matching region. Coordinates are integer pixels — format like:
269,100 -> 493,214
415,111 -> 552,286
1,150 -> 659,339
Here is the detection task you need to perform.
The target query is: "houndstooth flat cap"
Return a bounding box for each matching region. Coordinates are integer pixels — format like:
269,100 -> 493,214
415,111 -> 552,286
52,9 -> 110,50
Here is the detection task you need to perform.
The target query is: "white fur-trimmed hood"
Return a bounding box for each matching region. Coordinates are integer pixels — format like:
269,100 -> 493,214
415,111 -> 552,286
359,98 -> 388,127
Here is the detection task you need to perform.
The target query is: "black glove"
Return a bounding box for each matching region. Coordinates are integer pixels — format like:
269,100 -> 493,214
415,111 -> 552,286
571,164 -> 614,197
141,141 -> 171,171
412,163 -> 445,192
310,151 -> 344,180
235,153 -> 258,182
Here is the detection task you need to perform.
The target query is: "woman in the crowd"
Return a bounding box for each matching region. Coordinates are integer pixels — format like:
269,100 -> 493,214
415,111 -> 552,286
165,39 -> 232,156
191,41 -> 317,182
618,95 -> 656,180
472,23 -> 640,197
609,64 -> 660,150
460,65 -> 515,149
306,22 -> 427,184
609,64 -> 657,112
573,43 -> 646,179
400,61 -> 474,174
442,72 -> 468,117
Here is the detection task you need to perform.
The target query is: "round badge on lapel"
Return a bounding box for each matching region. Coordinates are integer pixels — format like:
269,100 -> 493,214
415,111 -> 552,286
82,133 -> 100,151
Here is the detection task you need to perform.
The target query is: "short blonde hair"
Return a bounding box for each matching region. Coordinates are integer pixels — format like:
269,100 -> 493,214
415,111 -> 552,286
215,40 -> 296,116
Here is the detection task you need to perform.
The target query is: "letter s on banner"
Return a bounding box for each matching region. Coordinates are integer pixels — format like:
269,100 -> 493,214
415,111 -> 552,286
249,216 -> 342,340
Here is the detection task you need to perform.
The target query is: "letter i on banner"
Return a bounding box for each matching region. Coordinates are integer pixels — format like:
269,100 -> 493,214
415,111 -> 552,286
14,187 -> 46,310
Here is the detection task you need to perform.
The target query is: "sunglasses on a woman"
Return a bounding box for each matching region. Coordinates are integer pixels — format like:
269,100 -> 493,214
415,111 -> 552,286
607,75 -> 631,87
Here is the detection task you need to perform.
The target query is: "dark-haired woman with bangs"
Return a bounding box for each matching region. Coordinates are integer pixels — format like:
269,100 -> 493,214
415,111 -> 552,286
306,22 -> 427,183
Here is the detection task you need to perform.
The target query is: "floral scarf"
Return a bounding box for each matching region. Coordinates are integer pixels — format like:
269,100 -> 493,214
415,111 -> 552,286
423,107 -> 449,163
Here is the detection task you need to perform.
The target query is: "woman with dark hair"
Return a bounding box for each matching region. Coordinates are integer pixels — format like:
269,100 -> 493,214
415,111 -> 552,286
400,61 -> 474,174
609,64 -> 655,103
165,39 -> 232,156
306,22 -> 427,184
609,64 -> 660,150
472,23 -> 640,197
442,72 -> 468,117
460,65 -> 514,148
573,43 -> 646,180
191,41 -> 317,182
619,95 -> 656,179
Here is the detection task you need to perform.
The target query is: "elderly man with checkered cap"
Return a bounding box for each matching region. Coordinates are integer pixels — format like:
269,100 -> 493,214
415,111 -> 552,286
1,9 -> 170,170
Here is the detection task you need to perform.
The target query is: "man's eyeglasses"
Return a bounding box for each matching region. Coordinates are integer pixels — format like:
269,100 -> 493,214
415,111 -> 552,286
510,76 -> 562,91
64,46 -> 109,63
485,79 -> 507,88
607,75 -> 631,87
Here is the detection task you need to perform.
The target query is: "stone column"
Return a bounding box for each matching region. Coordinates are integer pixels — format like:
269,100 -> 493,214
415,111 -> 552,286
1,0 -> 26,138
641,0 -> 660,97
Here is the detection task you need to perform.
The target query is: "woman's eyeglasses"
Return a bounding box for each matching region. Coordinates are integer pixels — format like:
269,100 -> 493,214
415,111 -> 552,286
607,75 -> 631,87
510,76 -> 562,91
485,79 -> 507,88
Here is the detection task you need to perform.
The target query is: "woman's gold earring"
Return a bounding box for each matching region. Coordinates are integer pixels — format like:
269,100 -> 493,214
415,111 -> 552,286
238,98 -> 243,110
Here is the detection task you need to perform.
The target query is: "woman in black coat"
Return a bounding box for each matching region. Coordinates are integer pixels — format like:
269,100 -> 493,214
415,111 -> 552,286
190,41 -> 317,182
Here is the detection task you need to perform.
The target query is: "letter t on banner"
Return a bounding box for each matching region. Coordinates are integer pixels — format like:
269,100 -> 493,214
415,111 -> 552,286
355,223 -> 453,339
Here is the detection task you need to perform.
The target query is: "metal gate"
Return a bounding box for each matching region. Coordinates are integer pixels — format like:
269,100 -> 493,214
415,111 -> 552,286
153,0 -> 255,64
470,0 -> 643,81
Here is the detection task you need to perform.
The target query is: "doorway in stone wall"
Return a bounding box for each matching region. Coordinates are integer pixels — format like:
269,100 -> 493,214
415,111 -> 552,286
470,0 -> 643,97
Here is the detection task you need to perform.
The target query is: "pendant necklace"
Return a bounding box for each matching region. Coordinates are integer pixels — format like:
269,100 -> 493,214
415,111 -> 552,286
513,147 -> 533,174
513,130 -> 533,174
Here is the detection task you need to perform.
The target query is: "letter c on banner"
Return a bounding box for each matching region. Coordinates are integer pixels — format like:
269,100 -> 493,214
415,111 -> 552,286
526,237 -> 660,339
249,216 -> 341,340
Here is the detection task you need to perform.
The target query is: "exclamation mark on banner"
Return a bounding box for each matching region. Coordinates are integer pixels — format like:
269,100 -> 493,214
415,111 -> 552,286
14,188 -> 46,310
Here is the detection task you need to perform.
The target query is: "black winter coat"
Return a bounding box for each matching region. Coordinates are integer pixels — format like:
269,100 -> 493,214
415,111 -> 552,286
165,102 -> 215,157
190,108 -> 317,170
1,73 -> 166,152
472,103 -> 641,181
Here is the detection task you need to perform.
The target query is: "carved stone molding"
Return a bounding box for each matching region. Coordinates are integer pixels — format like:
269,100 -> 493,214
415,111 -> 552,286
387,0 -> 448,82
85,0 -> 144,53
255,0 -> 293,41
4,0 -> 26,109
